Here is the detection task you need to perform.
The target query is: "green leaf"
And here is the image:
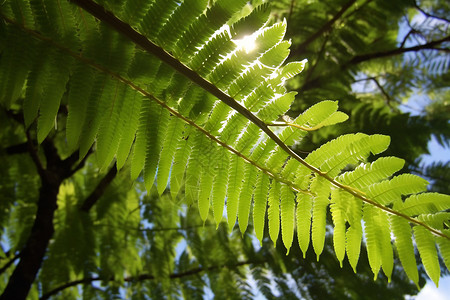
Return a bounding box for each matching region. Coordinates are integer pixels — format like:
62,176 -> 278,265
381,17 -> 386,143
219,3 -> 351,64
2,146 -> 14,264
311,176 -> 330,260
238,164 -> 257,234
280,184 -> 295,254
330,189 -> 346,267
414,226 -> 440,287
390,215 -> 419,286
297,193 -> 313,258
268,180 -> 281,244
226,155 -> 245,231
212,150 -> 230,227
253,173 -> 270,244
400,193 -> 450,216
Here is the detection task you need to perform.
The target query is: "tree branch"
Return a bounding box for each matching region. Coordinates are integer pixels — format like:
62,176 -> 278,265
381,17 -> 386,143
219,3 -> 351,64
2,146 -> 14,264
39,260 -> 264,300
291,0 -> 356,57
0,253 -> 20,275
4,142 -> 28,155
80,163 -> 117,212
414,0 -> 450,23
0,139 -> 79,300
346,35 -> 450,66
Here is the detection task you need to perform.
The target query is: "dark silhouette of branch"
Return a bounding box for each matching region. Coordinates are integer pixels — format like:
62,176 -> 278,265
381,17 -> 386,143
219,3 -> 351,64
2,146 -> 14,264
0,139 -> 78,300
414,0 -> 450,23
0,253 -> 20,275
346,35 -> 450,66
367,77 -> 394,108
80,163 -> 118,212
287,0 -> 295,24
292,0 -> 356,56
40,260 -> 264,300
300,35 -> 450,93
93,223 -> 215,233
65,147 -> 93,177
4,142 -> 28,155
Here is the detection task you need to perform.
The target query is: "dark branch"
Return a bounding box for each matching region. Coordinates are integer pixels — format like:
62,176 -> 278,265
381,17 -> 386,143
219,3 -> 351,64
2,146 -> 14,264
40,260 -> 264,300
300,35 -> 450,93
93,223 -> 215,233
4,142 -> 28,155
68,147 -> 93,176
292,0 -> 356,56
80,163 -> 117,212
346,35 -> 450,66
414,0 -> 450,23
25,130 -> 46,180
0,139 -> 82,300
0,253 -> 21,275
368,77 -> 393,107
1,141 -> 61,300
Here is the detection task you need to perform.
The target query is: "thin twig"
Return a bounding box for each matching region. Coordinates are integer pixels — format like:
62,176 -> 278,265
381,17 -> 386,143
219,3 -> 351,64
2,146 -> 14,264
40,260 -> 265,300
80,163 -> 118,212
292,0 -> 356,56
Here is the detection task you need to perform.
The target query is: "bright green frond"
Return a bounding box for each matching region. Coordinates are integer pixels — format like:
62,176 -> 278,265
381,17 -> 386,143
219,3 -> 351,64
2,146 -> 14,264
268,180 -> 281,244
226,155 -> 245,231
212,150 -> 230,227
400,193 -> 450,217
390,215 -> 419,286
414,226 -> 441,286
311,176 -> 331,260
238,164 -> 257,234
368,174 -> 429,206
280,184 -> 295,254
156,117 -> 185,195
330,189 -> 346,267
297,193 -> 313,258
338,156 -> 405,189
253,173 -> 270,244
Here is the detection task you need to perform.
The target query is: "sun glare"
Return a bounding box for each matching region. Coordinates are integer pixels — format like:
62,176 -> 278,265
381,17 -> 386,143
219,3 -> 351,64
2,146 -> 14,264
233,34 -> 257,53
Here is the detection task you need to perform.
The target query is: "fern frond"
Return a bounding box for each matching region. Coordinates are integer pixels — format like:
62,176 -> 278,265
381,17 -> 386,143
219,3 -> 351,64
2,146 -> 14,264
253,172 -> 270,244
66,64 -> 95,151
116,91 -> 144,170
330,189 -> 346,266
226,155 -> 245,231
414,225 -> 441,286
280,183 -> 296,254
198,167 -> 213,222
156,117 -> 185,194
212,149 -> 230,227
437,232 -> 450,272
367,174 -> 429,206
173,0 -> 247,61
36,51 -> 73,143
296,193 -> 313,258
0,26 -> 35,108
311,176 -> 331,260
338,156 -> 405,189
238,164 -> 257,234
346,195 -> 363,272
363,204 -> 393,281
399,193 -> 450,217
390,215 -> 419,286
3,0 -> 450,290
268,180 -> 281,244
170,127 -> 194,199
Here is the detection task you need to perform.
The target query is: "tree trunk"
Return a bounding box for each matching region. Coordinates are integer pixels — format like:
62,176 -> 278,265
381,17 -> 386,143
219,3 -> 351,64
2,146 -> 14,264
0,176 -> 60,300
